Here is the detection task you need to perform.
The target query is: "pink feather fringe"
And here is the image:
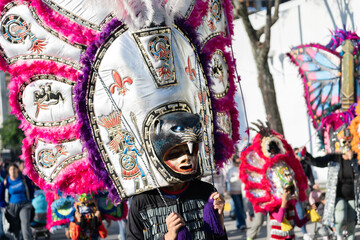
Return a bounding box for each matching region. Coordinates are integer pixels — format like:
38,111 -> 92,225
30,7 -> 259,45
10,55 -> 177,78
185,0 -> 209,28
22,136 -> 103,193
8,60 -> 102,192
8,61 -> 80,141
223,0 -> 234,37
239,131 -> 308,213
202,36 -> 240,168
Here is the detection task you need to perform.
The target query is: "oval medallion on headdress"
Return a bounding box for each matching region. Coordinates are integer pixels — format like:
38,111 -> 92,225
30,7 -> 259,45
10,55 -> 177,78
209,50 -> 229,98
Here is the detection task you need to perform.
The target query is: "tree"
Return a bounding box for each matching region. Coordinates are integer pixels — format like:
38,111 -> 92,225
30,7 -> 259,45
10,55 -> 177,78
0,115 -> 24,157
233,0 -> 284,134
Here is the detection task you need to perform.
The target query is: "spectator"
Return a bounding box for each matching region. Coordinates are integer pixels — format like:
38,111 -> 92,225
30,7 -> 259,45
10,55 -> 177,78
0,163 -> 34,240
0,160 -> 6,239
305,142 -> 359,240
226,155 -> 246,230
246,200 -> 265,240
310,191 -> 332,239
294,147 -> 313,240
309,184 -> 322,210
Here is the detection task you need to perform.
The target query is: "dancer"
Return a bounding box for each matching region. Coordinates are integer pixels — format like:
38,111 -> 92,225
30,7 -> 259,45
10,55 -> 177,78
126,113 -> 227,239
240,122 -> 309,240
303,128 -> 359,240
69,194 -> 107,240
294,147 -> 314,240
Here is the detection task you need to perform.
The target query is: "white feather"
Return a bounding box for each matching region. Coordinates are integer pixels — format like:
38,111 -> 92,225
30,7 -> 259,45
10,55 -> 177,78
87,0 -> 196,31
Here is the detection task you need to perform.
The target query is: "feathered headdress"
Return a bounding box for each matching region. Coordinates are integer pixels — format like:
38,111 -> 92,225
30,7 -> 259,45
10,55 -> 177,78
240,121 -> 308,213
0,0 -> 247,202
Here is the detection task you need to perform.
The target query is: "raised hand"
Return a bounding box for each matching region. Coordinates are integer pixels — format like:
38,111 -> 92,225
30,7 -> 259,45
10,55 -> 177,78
210,192 -> 225,229
164,212 -> 185,240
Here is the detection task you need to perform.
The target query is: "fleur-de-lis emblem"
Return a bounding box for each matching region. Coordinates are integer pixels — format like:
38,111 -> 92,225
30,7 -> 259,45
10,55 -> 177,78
110,70 -> 133,96
198,91 -> 206,104
198,91 -> 209,125
207,19 -> 216,32
185,57 -> 196,81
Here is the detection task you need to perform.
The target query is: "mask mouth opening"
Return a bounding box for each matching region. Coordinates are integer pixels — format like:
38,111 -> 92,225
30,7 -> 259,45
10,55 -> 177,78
261,136 -> 285,157
268,140 -> 281,155
285,184 -> 295,195
163,142 -> 199,174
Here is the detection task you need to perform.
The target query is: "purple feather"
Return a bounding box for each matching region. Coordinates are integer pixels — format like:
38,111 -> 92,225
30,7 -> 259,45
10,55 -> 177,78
325,28 -> 360,53
74,18 -> 123,204
178,226 -> 192,240
203,198 -> 225,236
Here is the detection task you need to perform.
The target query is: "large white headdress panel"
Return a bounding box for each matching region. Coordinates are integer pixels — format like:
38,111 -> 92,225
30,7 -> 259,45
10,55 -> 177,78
82,23 -> 214,198
0,1 -> 84,68
1,0 -> 105,193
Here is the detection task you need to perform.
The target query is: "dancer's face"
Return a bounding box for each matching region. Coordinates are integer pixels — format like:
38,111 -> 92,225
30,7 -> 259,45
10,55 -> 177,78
342,149 -> 353,160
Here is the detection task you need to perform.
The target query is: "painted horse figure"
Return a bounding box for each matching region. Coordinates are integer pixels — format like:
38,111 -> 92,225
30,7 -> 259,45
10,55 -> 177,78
38,145 -> 68,168
34,83 -> 64,105
33,83 -> 64,118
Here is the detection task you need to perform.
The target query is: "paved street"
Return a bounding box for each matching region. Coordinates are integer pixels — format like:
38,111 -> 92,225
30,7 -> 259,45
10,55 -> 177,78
48,212 -> 360,240
45,195 -> 360,240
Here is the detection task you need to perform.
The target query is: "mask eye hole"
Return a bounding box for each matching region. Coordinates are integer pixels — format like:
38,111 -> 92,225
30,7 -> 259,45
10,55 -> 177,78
171,126 -> 184,133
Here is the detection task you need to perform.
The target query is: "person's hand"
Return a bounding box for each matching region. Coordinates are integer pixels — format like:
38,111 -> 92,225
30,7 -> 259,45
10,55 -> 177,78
210,192 -> 225,229
281,190 -> 291,208
95,210 -> 101,219
210,192 -> 225,215
65,228 -> 70,239
249,215 -> 253,222
164,212 -> 185,240
75,211 -> 81,222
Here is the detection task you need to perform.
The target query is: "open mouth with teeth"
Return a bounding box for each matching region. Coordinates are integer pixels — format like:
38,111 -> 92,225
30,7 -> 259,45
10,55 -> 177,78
163,142 -> 199,174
